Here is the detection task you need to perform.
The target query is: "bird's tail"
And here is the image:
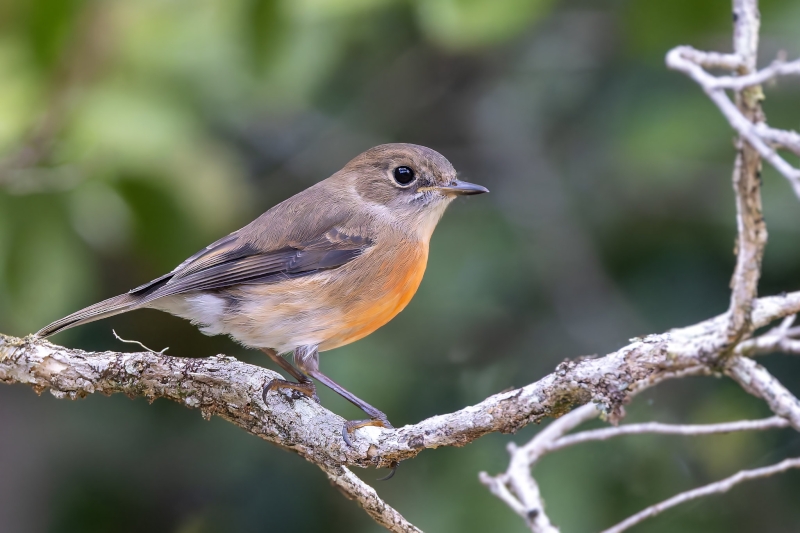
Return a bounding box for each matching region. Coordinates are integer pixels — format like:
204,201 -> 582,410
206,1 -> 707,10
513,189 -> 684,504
36,293 -> 145,338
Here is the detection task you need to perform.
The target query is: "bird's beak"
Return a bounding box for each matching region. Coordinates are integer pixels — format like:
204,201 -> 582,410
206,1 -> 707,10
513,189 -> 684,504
436,180 -> 490,196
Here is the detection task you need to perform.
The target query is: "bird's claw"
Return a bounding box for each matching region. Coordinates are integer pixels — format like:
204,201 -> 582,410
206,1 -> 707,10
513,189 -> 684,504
262,378 -> 320,405
376,461 -> 399,481
341,417 -> 394,447
340,418 -> 398,480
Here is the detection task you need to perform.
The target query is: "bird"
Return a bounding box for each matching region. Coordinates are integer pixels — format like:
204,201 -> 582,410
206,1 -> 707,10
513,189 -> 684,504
37,143 -> 488,449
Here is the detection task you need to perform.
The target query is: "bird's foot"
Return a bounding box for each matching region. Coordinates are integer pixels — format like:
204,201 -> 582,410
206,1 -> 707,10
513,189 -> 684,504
342,417 -> 398,480
342,417 -> 394,447
262,378 -> 320,404
376,461 -> 399,481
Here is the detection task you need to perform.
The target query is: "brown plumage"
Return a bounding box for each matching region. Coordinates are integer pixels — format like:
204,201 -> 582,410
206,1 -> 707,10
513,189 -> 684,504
37,143 -> 488,447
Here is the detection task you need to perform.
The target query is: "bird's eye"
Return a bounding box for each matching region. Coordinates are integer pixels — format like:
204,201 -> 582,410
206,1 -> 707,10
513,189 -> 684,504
393,166 -> 416,185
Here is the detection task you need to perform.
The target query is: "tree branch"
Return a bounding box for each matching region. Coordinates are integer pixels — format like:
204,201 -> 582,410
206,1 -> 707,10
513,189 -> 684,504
665,46 -> 800,198
725,355 -> 800,429
481,407 -> 793,533
707,57 -> 800,90
323,465 -> 423,533
479,321 -> 800,533
0,333 -> 421,532
724,0 -> 767,346
480,4 -> 800,528
480,404 -> 600,532
600,457 -> 800,533
3,291 -> 800,531
548,415 -> 789,452
737,315 -> 800,356
753,123 -> 800,156
3,293 -> 797,469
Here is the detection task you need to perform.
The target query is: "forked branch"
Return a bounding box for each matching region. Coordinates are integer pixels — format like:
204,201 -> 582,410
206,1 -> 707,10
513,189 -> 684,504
601,457 -> 800,533
480,1 -> 800,531
3,291 -> 800,532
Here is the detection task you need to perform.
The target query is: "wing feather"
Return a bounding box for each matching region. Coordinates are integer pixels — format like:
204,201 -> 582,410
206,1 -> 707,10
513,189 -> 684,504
37,173 -> 371,338
132,228 -> 371,304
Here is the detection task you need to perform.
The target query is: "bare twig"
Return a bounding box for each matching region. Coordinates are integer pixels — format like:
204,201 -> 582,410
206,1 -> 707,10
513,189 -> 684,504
600,457 -> 800,533
725,355 -> 800,429
708,57 -> 800,91
480,364 -> 792,533
479,470 -> 533,518
673,47 -> 744,70
482,360 -> 797,533
480,404 -> 600,532
666,48 -> 800,198
737,314 -> 800,356
549,416 -> 789,452
730,320 -> 800,413
723,0 -> 768,346
112,329 -> 169,355
514,404 -> 601,465
754,123 -> 800,156
483,409 -> 792,532
322,465 -> 422,533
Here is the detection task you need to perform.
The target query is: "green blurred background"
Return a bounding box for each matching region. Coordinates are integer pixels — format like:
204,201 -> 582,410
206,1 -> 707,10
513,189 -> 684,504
2,0 -> 800,531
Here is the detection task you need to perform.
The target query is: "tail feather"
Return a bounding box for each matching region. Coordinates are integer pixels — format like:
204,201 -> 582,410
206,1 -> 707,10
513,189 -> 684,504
36,293 -> 144,338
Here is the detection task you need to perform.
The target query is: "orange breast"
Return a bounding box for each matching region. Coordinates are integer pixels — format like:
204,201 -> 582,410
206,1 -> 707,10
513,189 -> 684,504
319,242 -> 428,351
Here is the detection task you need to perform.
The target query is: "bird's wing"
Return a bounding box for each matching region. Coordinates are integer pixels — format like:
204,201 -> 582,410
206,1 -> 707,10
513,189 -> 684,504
130,226 -> 371,303
36,182 -> 371,338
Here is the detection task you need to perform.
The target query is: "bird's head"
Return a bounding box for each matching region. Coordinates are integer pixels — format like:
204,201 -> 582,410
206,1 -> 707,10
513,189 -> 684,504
341,143 -> 488,239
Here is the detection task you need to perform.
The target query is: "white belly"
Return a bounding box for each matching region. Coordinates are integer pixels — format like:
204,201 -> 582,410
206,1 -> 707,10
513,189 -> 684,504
152,284 -> 342,354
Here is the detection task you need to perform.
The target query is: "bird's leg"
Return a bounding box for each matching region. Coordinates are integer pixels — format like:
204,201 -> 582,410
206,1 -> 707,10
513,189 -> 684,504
309,369 -> 395,445
293,346 -> 398,479
292,346 -> 394,446
307,366 -> 398,479
260,348 -> 319,404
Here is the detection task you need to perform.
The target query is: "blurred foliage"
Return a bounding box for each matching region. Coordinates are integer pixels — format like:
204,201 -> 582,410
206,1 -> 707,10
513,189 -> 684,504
2,0 -> 800,532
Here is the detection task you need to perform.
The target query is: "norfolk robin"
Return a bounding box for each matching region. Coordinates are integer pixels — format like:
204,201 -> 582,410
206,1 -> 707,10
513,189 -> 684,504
37,143 -> 488,448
